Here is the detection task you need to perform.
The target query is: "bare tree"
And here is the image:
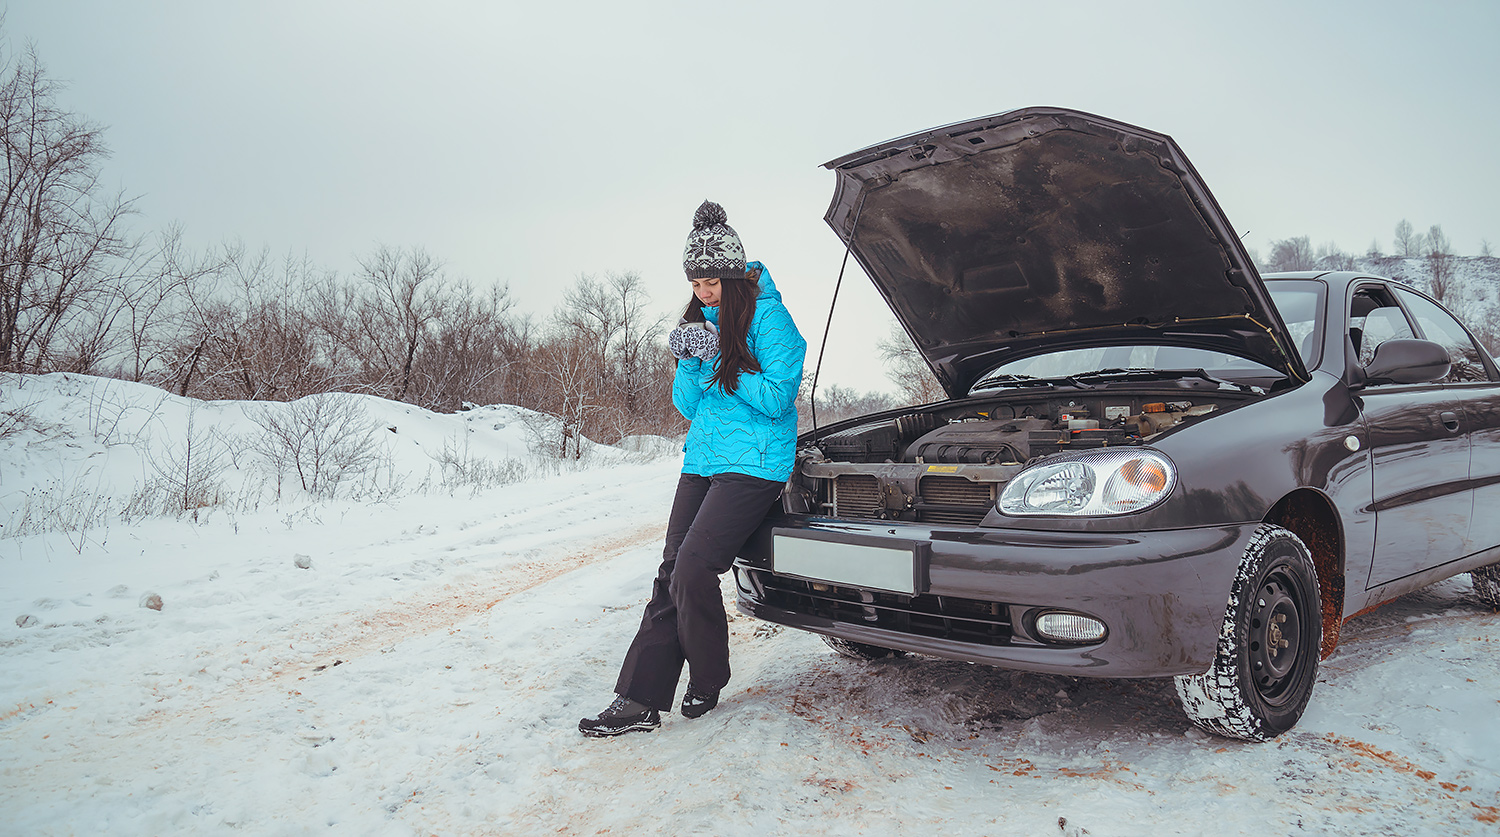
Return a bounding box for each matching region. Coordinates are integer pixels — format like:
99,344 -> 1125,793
877,323 -> 947,406
533,330 -> 598,458
407,278 -> 517,412
1266,236 -> 1316,272
117,226 -> 224,383
1394,219 -> 1425,258
551,271 -> 671,442
353,245 -> 445,403
1366,239 -> 1383,259
1426,224 -> 1456,303
172,244 -> 334,400
0,43 -> 136,373
1482,239 -> 1494,258
1315,241 -> 1355,271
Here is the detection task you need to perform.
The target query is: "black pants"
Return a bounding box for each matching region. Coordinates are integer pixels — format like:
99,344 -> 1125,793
615,472 -> 784,711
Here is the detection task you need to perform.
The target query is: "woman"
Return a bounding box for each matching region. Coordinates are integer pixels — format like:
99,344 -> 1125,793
579,200 -> 806,737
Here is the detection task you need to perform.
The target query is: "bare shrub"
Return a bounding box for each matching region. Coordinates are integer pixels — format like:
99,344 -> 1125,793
1,474 -> 114,541
0,401 -> 29,440
147,405 -> 228,514
249,393 -> 380,498
429,434 -> 526,493
83,379 -> 164,446
0,375 -> 40,440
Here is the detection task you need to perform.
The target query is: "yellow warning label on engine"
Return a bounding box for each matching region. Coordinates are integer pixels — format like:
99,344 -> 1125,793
926,465 -> 959,473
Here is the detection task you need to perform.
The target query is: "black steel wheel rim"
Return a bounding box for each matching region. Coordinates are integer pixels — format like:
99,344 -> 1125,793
1247,566 -> 1306,706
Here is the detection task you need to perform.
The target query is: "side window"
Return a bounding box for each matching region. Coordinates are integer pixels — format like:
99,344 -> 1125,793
1395,288 -> 1493,383
1349,289 -> 1414,369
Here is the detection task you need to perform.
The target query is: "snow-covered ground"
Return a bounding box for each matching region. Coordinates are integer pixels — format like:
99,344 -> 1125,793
2,374 -> 1498,835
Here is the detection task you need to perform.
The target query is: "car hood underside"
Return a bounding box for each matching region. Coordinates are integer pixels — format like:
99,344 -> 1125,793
822,107 -> 1305,398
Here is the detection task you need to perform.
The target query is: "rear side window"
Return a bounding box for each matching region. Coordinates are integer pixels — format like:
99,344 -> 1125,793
1395,288 -> 1493,382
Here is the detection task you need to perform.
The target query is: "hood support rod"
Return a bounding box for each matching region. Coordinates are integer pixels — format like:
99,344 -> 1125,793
810,189 -> 868,436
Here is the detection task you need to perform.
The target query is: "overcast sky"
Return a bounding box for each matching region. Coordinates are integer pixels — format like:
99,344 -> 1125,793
7,1 -> 1498,393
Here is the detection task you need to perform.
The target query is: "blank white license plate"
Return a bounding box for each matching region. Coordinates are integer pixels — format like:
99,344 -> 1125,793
772,535 -> 916,595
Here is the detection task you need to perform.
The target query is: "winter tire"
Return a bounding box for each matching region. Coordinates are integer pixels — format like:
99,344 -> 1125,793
1174,524 -> 1321,742
1473,563 -> 1500,608
821,635 -> 907,661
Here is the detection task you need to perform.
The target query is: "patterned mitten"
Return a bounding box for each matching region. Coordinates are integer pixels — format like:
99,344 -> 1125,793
669,321 -> 719,360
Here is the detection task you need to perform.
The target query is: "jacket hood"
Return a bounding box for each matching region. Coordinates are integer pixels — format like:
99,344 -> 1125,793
749,260 -> 782,303
822,107 -> 1306,398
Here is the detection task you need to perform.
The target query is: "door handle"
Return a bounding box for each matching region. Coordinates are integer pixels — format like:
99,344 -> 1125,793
1440,411 -> 1460,432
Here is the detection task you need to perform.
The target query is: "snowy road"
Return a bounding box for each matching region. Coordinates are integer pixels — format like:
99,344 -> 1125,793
4,457 -> 1499,834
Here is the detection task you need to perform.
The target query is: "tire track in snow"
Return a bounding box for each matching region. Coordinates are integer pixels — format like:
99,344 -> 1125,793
282,519 -> 665,677
140,517 -> 667,721
0,476 -> 672,747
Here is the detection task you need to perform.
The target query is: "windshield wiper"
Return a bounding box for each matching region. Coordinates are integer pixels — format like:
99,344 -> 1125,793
973,367 -> 1266,394
1071,367 -> 1263,393
970,373 -> 1094,391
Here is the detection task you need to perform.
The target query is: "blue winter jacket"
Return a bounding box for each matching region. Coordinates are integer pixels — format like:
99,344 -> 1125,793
674,262 -> 806,482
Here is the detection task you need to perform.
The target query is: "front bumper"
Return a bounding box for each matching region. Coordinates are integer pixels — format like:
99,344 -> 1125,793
733,517 -> 1254,678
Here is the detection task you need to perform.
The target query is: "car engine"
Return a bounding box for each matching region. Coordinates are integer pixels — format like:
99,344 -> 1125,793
793,395 -> 1230,525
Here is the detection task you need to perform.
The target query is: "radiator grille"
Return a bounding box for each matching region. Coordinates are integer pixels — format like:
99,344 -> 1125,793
747,570 -> 1014,646
919,475 -> 994,505
915,475 -> 995,525
833,474 -> 882,518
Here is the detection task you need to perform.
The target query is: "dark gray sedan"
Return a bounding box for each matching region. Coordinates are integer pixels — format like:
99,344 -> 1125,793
733,107 -> 1500,741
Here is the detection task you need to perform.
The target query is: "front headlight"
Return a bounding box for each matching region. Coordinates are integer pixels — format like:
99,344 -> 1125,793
999,449 -> 1176,516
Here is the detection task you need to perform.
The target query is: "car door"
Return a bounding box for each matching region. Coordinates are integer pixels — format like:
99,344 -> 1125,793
1354,283 -> 1472,588
1393,287 -> 1500,561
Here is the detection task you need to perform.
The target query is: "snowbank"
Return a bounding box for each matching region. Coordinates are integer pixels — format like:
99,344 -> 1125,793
2,374 -> 1498,835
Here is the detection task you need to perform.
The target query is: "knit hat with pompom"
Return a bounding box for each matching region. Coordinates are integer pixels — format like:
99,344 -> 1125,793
682,200 -> 746,279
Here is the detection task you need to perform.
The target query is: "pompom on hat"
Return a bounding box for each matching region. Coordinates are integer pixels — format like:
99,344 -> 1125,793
682,200 -> 747,279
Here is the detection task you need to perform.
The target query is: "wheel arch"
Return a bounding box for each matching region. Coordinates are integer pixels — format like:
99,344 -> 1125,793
1263,488 -> 1345,658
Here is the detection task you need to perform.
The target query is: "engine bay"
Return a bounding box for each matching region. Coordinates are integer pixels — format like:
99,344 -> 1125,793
790,391 -> 1245,525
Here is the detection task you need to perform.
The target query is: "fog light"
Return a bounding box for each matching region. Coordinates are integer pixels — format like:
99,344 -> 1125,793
1034,611 -> 1107,643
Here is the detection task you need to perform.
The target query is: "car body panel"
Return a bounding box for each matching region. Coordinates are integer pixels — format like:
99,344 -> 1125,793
736,272 -> 1500,678
1362,386 -> 1472,587
820,107 -> 1307,398
1465,393 -> 1500,553
736,518 -> 1251,676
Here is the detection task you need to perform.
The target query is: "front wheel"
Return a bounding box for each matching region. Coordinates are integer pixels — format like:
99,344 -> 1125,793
1174,524 -> 1322,742
1472,563 -> 1500,608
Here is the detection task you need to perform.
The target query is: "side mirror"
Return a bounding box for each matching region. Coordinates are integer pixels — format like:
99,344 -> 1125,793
1359,338 -> 1451,386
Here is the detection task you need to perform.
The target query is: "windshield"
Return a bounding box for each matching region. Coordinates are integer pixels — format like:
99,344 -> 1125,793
968,280 -> 1324,393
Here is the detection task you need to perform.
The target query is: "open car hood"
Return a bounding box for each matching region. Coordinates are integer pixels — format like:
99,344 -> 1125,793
823,107 -> 1307,399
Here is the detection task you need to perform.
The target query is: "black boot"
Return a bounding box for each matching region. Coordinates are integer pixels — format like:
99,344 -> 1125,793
579,696 -> 661,737
680,685 -> 720,719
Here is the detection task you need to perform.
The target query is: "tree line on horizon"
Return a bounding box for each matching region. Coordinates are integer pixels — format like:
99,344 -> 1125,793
4,32 -> 1498,452
1256,224 -> 1500,352
0,30 -> 929,446
0,36 -> 699,452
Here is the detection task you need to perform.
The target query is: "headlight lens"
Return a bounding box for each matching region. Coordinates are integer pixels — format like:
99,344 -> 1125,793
999,449 -> 1176,516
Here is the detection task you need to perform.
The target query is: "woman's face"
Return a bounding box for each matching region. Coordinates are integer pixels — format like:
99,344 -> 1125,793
689,276 -> 722,307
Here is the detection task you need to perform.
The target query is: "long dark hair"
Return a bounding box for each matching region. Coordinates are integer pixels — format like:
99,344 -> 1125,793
683,266 -> 762,393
